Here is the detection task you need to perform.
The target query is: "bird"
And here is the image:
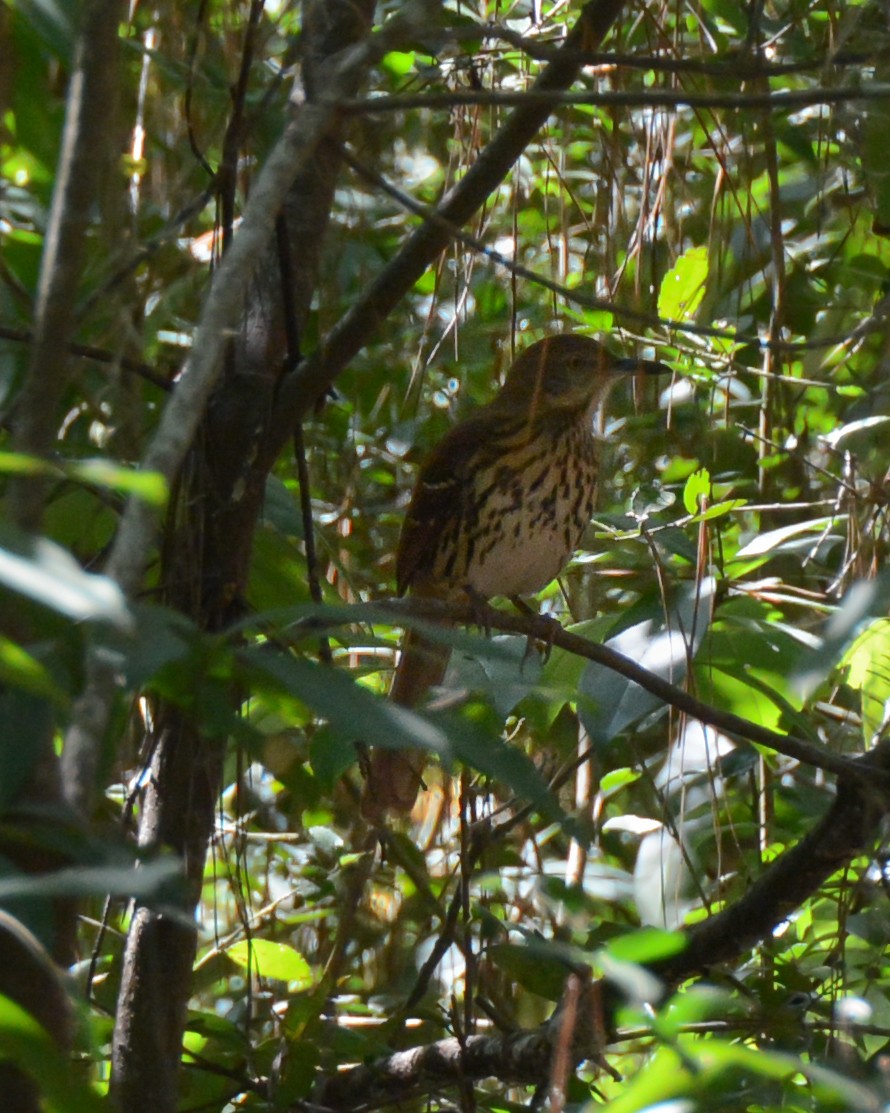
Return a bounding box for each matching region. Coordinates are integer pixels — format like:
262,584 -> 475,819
363,334 -> 670,816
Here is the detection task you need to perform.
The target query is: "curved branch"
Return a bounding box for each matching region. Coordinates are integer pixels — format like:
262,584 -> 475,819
276,0 -> 629,427
312,740 -> 890,1111
297,597 -> 876,784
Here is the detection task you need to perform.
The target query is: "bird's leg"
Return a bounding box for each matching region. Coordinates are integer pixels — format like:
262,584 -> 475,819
509,594 -> 537,617
510,595 -> 560,664
463,585 -> 493,636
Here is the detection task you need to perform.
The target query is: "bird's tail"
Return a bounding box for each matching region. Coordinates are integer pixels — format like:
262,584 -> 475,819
362,624 -> 451,817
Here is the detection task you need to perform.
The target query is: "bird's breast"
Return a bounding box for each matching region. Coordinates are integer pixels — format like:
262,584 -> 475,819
432,422 -> 598,598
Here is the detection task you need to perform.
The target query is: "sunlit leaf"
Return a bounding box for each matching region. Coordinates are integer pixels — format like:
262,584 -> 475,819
0,636 -> 62,703
225,940 -> 313,988
0,525 -> 130,628
682,467 -> 710,515
603,928 -> 686,965
65,459 -> 168,506
733,517 -> 841,560
658,245 -> 708,321
0,994 -> 105,1113
841,617 -> 890,747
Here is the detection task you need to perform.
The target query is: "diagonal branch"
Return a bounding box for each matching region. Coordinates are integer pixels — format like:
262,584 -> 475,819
312,739 -> 890,1111
275,0 -> 629,429
61,2 -> 433,815
295,597 -> 876,784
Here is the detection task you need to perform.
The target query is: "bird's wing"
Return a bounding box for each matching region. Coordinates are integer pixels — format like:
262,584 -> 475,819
395,415 -> 492,596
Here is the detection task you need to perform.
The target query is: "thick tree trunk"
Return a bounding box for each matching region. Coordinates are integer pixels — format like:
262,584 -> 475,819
111,717 -> 225,1111
109,4 -> 376,1109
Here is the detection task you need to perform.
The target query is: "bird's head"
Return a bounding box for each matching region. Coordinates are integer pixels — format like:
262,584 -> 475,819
499,334 -> 671,419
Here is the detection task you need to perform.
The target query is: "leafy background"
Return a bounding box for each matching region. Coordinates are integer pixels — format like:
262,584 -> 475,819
2,0 -> 890,1110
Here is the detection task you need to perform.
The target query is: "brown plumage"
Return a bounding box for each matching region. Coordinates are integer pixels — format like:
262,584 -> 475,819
364,334 -> 669,816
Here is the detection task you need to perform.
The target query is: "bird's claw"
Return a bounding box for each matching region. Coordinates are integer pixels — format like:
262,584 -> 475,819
509,596 -> 560,665
463,585 -> 492,636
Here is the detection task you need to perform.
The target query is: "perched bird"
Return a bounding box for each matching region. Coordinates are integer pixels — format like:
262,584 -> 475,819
364,334 -> 669,816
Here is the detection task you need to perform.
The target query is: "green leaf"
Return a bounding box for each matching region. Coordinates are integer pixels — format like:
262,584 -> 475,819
599,766 -> 641,795
795,573 -> 890,700
261,475 -> 305,538
0,451 -> 61,477
861,91 -> 890,233
603,928 -> 686,965
242,648 -> 456,759
0,455 -> 165,505
580,580 -> 715,745
488,940 -> 575,1001
445,634 -> 541,716
381,50 -> 415,76
841,617 -> 890,747
225,940 -> 313,988
658,245 -> 708,321
682,467 -> 711,515
0,690 -> 54,809
0,636 -> 63,703
65,459 -> 168,506
694,498 -> 747,522
0,524 -> 131,628
733,516 -> 841,561
0,994 -> 106,1113
444,707 -> 563,820
700,0 -> 748,33
0,857 -> 186,907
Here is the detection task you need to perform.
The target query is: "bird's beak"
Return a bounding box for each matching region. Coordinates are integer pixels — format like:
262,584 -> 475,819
612,357 -> 673,376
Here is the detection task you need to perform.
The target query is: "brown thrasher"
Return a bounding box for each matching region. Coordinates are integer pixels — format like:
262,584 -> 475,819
363,334 -> 669,816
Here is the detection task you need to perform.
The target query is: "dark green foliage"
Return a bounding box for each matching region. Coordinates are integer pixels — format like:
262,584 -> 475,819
3,0 -> 890,1109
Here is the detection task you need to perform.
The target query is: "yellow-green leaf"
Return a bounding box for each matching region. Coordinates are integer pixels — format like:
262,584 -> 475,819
225,940 -> 313,988
683,467 -> 711,515
658,245 -> 708,321
841,618 -> 890,746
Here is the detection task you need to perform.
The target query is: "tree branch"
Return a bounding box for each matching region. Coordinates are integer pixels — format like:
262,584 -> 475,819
474,24 -> 870,76
341,83 -> 890,116
274,0 -> 629,429
61,4 -> 431,816
296,596 -> 876,784
9,0 -> 126,531
312,739 -> 890,1110
0,326 -> 172,393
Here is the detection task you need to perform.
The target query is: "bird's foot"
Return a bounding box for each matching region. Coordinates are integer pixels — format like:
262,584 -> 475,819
463,586 -> 493,635
509,595 -> 560,664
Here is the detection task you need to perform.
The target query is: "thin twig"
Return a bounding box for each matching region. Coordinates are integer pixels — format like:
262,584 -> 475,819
0,326 -> 172,392
339,145 -> 885,354
342,83 -> 890,117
